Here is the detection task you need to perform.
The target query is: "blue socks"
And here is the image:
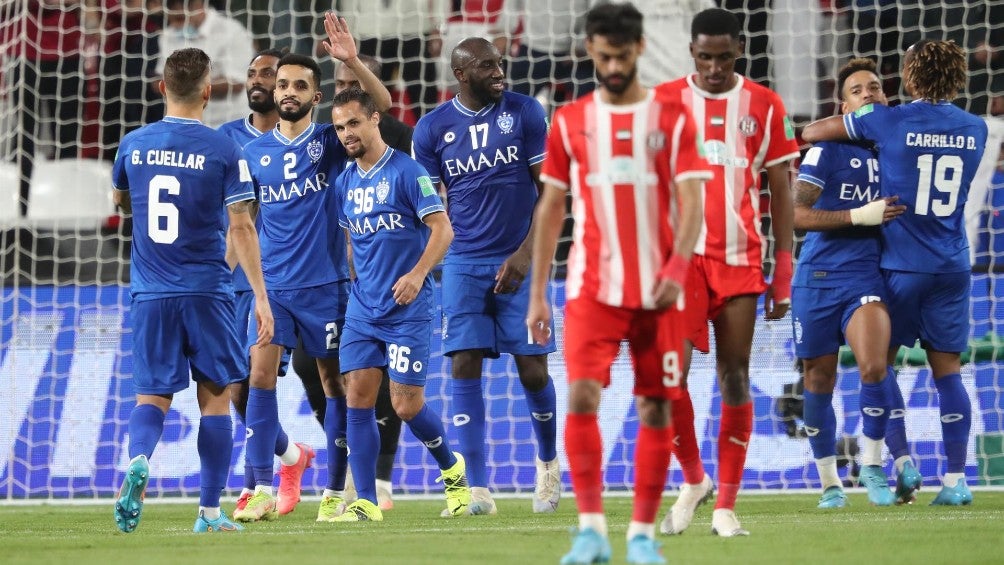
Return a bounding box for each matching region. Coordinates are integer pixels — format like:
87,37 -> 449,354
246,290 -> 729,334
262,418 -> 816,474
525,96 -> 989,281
452,378 -> 487,486
860,380 -> 890,441
346,406 -> 380,504
408,404 -> 456,470
935,373 -> 971,474
324,396 -> 348,491
246,387 -> 278,487
128,403 -> 166,460
198,415 -> 232,508
802,390 -> 836,459
523,377 -> 558,462
883,366 -> 910,460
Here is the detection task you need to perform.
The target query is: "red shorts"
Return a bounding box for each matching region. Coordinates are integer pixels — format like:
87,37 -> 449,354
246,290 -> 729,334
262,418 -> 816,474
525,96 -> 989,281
684,255 -> 767,353
563,297 -> 685,399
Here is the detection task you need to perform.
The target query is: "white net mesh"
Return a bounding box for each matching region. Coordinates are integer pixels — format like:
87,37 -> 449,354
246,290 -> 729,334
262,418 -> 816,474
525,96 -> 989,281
1,0 -> 1003,499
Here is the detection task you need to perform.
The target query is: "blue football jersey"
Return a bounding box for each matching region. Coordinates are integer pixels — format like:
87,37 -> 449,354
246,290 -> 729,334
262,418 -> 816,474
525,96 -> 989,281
218,115 -> 267,293
335,148 -> 446,322
795,140 -> 882,285
112,116 -> 255,299
844,101 -> 988,273
412,91 -> 546,264
242,122 -> 351,290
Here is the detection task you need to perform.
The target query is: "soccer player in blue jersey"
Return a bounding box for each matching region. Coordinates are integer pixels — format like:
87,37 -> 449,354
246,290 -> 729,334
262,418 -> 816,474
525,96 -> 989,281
329,88 -> 471,521
111,47 -> 273,534
803,39 -> 989,505
793,57 -> 912,508
412,36 -> 560,516
233,14 -> 393,523
218,48 -> 317,518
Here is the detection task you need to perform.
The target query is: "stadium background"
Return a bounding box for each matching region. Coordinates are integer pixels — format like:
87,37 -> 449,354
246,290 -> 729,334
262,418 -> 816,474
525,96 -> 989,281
0,0 -> 1002,500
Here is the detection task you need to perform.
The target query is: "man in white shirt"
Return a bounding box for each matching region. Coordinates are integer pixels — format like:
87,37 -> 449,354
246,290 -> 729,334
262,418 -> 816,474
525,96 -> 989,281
155,0 -> 255,127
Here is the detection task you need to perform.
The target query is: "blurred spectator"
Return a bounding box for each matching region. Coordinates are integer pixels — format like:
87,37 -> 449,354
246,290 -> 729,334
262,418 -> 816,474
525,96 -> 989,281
155,0 -> 255,127
2,0 -> 96,216
631,0 -> 716,86
99,0 -> 165,162
438,1 -> 512,96
500,0 -> 596,111
337,0 -> 446,121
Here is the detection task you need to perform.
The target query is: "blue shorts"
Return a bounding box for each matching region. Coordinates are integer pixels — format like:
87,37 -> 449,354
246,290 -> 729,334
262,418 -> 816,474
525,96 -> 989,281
236,290 -> 290,376
249,281 -> 349,359
131,295 -> 244,394
441,263 -> 556,357
791,275 -> 887,359
884,269 -> 970,353
340,318 -> 433,386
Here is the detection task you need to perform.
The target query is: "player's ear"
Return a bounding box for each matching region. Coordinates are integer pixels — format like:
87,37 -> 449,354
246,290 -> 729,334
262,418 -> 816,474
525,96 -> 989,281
313,89 -> 322,105
158,79 -> 167,97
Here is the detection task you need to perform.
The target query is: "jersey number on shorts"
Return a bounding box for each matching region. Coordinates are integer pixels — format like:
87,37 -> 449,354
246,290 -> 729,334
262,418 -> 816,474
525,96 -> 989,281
325,322 -> 339,350
148,174 -> 181,244
388,343 -> 421,374
662,351 -> 681,388
915,154 -> 963,217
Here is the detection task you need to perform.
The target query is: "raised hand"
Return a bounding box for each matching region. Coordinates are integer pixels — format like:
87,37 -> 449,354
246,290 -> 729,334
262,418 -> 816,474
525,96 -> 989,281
321,12 -> 358,62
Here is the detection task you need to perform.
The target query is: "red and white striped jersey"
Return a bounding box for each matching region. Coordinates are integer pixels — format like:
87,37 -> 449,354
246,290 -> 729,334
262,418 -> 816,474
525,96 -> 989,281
656,74 -> 800,266
541,89 -> 712,310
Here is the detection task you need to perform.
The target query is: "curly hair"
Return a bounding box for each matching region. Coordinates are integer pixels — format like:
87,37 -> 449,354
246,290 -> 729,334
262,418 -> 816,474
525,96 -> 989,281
836,57 -> 878,101
905,39 -> 967,102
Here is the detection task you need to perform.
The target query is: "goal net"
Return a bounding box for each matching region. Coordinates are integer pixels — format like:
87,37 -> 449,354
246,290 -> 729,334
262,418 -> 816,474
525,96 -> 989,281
1,0 -> 1002,500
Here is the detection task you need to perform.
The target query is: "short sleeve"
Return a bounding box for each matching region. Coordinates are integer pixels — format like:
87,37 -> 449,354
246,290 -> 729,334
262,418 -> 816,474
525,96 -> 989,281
540,108 -> 572,190
843,103 -> 892,146
671,107 -> 714,183
763,90 -> 801,167
796,143 -> 831,190
411,118 -> 443,185
522,99 -> 548,166
223,140 -> 256,206
112,139 -> 130,191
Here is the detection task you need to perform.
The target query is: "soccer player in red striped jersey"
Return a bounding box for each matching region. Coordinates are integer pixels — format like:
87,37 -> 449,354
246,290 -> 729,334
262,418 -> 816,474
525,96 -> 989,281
527,4 -> 711,563
654,8 -> 800,537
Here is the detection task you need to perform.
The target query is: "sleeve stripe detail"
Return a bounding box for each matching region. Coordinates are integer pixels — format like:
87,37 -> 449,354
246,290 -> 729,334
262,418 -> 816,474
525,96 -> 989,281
225,191 -> 256,205
418,204 -> 447,218
527,152 -> 546,165
796,174 -> 825,188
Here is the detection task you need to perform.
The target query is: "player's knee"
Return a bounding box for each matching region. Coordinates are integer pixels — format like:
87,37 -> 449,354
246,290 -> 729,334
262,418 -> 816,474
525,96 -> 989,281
858,360 -> 886,383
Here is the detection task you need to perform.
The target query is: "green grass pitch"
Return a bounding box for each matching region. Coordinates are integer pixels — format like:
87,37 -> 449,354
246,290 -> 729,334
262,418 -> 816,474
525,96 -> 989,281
3,491 -> 1003,564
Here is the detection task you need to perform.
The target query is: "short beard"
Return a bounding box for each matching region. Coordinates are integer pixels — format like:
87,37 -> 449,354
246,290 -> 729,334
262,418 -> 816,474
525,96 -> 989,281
598,66 -> 637,95
278,102 -> 313,122
248,90 -> 276,113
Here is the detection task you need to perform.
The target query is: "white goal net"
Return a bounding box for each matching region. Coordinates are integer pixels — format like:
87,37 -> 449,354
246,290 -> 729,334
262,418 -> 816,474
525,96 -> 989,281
1,0 -> 1002,500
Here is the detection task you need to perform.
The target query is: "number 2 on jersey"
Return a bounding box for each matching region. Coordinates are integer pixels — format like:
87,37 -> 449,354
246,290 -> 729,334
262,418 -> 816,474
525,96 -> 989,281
914,154 -> 963,217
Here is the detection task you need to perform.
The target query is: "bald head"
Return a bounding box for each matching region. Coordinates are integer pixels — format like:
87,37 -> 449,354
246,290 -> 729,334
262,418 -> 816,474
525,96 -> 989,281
451,37 -> 495,71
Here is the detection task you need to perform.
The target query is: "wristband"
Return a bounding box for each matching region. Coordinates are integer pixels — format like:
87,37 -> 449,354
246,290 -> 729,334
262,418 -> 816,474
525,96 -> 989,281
658,254 -> 690,287
849,199 -> 886,226
773,250 -> 793,302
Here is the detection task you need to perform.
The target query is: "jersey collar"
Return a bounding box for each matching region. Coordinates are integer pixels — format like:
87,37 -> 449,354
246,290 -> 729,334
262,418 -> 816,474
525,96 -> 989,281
451,96 -> 496,118
356,146 -> 394,179
271,122 -> 316,146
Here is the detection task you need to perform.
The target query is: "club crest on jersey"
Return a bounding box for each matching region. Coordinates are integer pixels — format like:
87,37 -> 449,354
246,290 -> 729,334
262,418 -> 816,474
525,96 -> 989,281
647,131 -> 665,150
496,111 -> 514,134
738,116 -> 758,136
259,155 -> 271,166
307,140 -> 323,162
376,177 -> 390,203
